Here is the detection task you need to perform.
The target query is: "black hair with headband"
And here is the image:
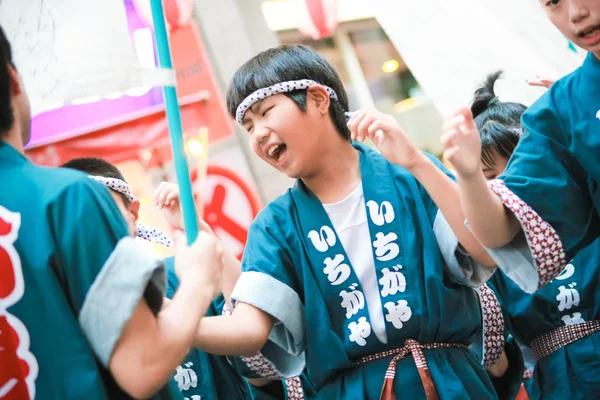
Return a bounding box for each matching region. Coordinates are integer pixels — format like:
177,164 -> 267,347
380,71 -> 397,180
470,71 -> 527,169
61,157 -> 132,206
226,45 -> 351,141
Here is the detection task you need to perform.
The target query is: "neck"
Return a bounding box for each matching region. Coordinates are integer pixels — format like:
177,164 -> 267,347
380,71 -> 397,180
301,140 -> 361,204
3,126 -> 25,154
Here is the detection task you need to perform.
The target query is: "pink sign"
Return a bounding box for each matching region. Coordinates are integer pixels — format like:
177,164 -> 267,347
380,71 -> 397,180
27,0 -> 164,149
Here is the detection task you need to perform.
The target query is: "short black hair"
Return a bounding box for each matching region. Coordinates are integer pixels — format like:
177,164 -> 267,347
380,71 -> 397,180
470,71 -> 526,169
226,45 -> 351,141
1,25 -> 15,138
61,157 -> 131,206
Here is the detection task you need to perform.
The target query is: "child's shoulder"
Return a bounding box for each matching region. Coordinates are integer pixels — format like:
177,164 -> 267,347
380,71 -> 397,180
252,190 -> 296,229
27,163 -> 110,205
522,62 -> 588,139
546,64 -> 585,106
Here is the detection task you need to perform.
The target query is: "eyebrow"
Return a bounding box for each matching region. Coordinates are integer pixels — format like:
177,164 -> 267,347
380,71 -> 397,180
241,100 -> 265,126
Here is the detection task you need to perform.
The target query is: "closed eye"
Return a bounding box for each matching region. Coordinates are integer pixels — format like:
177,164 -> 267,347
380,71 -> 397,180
262,106 -> 274,117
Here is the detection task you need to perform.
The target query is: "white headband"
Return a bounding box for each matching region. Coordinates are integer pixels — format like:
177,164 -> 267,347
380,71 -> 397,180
89,176 -> 135,202
235,79 -> 353,125
88,175 -> 173,248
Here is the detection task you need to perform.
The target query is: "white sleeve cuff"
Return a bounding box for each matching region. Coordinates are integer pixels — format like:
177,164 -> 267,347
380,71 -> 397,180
79,237 -> 165,367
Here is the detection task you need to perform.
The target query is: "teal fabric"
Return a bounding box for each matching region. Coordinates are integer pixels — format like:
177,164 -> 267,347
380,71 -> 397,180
236,143 -> 497,399
0,142 -> 171,399
164,257 -> 253,400
487,238 -> 600,399
250,373 -> 318,400
486,336 -> 525,400
501,53 -> 600,262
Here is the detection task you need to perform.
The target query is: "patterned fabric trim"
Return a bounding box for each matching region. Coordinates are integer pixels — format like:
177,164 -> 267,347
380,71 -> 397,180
285,376 -> 305,400
235,79 -> 353,125
489,179 -> 566,289
530,320 -> 600,361
476,284 -> 505,368
222,303 -> 286,380
136,223 -> 174,247
89,175 -> 135,202
358,339 -> 467,400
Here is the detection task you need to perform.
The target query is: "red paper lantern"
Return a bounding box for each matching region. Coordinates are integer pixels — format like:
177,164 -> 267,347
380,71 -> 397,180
132,0 -> 194,31
296,0 -> 339,40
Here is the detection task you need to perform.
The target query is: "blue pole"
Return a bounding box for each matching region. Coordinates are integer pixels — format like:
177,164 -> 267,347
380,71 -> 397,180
149,0 -> 199,244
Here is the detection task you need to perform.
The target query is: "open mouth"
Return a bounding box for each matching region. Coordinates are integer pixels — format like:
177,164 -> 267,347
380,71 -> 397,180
578,25 -> 600,39
267,143 -> 287,163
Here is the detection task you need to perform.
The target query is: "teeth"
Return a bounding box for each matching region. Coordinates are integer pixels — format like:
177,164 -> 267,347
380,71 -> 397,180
268,145 -> 280,158
582,26 -> 600,37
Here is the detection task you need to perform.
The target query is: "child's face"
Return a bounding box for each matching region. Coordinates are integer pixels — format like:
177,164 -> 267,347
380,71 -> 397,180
541,0 -> 600,56
109,192 -> 139,237
242,93 -> 328,179
481,150 -> 509,180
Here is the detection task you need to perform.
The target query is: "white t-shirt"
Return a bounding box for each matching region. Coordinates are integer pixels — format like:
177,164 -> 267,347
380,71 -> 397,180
323,184 -> 388,344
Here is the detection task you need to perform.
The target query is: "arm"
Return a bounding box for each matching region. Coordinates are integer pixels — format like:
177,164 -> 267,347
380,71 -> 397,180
456,170 -> 521,249
408,154 -> 495,267
51,179 -> 225,399
441,107 -> 521,249
153,182 -> 241,306
486,337 -> 526,399
110,273 -> 214,398
347,108 -> 495,267
192,302 -> 275,357
109,231 -> 224,398
221,251 -> 242,306
476,280 -> 525,396
486,351 -> 509,378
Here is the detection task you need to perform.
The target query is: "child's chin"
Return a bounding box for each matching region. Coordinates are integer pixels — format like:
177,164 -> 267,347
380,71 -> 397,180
283,167 -> 303,180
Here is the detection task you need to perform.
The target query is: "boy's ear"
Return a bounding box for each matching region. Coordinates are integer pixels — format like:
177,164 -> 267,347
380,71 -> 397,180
7,64 -> 24,97
306,85 -> 331,116
129,199 -> 140,222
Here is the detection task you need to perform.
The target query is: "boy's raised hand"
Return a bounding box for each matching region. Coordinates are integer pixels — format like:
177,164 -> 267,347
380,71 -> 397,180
347,108 -> 423,170
441,107 -> 482,180
174,230 -> 224,299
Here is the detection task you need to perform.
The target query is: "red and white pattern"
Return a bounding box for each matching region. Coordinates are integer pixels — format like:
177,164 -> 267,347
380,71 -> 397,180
222,304 -> 286,380
489,180 -> 566,289
0,207 -> 38,400
477,284 -> 505,368
530,320 -> 600,361
358,339 -> 467,400
285,376 -> 305,400
236,351 -> 286,380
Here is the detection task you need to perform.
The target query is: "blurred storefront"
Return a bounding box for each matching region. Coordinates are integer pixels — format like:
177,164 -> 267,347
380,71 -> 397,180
20,0 -> 453,257
24,0 -> 263,257
261,0 -> 445,155
10,0 -> 585,259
